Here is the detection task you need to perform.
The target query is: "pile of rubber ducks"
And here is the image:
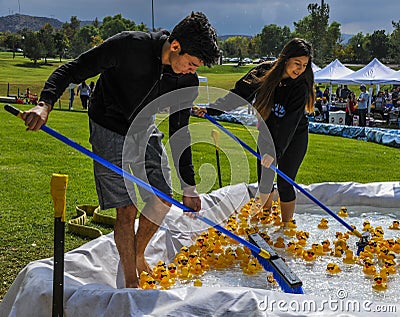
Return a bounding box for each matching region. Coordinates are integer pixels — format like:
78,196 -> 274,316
140,198 -> 399,294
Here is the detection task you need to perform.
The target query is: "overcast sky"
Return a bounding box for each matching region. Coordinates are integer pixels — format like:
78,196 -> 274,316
1,0 -> 399,36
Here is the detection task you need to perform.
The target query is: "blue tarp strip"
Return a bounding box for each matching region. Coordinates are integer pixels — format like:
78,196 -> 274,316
210,114 -> 400,148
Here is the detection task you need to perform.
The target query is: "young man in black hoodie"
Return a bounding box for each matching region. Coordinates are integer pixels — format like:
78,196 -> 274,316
21,12 -> 219,288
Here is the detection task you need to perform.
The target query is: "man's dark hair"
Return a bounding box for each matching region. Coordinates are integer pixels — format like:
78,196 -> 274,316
169,12 -> 219,67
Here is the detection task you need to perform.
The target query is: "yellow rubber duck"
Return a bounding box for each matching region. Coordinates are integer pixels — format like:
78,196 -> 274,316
331,246 -> 344,258
142,277 -> 157,290
378,246 -> 389,261
274,237 -> 285,248
388,220 -> 400,230
190,259 -> 204,276
393,239 -> 400,254
283,228 -> 297,237
193,279 -> 203,287
383,259 -> 396,274
337,206 -> 348,218
312,243 -> 327,256
213,255 -> 229,270
188,252 -> 199,264
174,246 -> 189,264
362,220 -> 372,232
362,258 -> 377,276
294,244 -> 304,257
139,271 -> 152,289
372,226 -> 384,240
379,267 -> 390,283
359,245 -> 374,260
243,259 -> 260,275
322,240 -> 332,253
372,274 -> 387,291
167,263 -> 178,279
342,249 -> 358,264
286,241 -> 297,253
177,255 -> 189,269
260,232 -> 273,245
266,273 -> 277,285
326,263 -> 341,274
159,271 -> 175,289
178,266 -> 192,281
204,248 -> 216,267
317,218 -> 329,229
284,218 -> 297,229
302,249 -> 317,262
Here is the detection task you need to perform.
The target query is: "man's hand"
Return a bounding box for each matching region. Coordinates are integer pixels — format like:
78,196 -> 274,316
21,102 -> 52,131
192,106 -> 207,117
182,186 -> 201,218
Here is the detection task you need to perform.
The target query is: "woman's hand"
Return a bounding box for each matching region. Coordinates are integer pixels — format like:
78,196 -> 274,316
261,154 -> 274,168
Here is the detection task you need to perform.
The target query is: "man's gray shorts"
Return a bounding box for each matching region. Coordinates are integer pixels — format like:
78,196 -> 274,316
89,119 -> 172,210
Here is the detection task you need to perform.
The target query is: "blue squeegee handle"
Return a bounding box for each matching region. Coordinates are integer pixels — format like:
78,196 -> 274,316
4,104 -> 263,256
204,113 -> 355,233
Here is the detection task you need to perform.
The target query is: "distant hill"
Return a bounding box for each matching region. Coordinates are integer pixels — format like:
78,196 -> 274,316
0,13 -> 92,32
219,34 -> 253,41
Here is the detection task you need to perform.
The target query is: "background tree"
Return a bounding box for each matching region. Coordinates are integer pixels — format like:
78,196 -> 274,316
53,30 -> 69,62
347,32 -> 370,64
368,30 -> 389,61
62,16 -> 81,57
389,20 -> 400,63
38,23 -> 56,63
23,31 -> 44,64
259,24 -> 291,57
293,1 -> 341,65
70,24 -> 99,56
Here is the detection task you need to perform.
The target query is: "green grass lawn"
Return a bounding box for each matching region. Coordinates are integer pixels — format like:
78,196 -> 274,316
0,52 -> 399,301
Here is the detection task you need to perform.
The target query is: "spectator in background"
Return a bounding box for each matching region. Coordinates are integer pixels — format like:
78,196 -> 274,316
340,84 -> 351,100
391,86 -> 400,108
373,91 -> 386,116
336,84 -> 343,101
77,81 -> 91,110
67,83 -> 76,110
357,84 -> 369,127
88,81 -> 96,108
345,91 -> 356,126
323,87 -> 330,100
321,96 -> 329,123
315,86 -> 323,99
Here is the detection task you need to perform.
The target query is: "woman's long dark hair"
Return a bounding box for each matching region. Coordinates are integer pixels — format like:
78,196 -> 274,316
253,38 -> 315,120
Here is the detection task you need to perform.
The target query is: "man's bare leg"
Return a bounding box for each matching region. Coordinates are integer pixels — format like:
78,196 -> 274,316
114,204 -> 138,288
135,196 -> 171,275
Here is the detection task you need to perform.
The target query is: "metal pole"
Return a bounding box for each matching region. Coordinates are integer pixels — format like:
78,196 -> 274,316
211,129 -> 222,188
51,174 -> 68,317
151,0 -> 155,31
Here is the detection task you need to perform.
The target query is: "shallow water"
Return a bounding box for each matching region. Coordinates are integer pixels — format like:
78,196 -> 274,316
170,205 -> 400,304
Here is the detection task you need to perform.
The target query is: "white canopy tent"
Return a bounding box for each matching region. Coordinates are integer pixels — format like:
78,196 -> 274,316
312,62 -> 321,73
337,58 -> 398,111
314,59 -> 354,104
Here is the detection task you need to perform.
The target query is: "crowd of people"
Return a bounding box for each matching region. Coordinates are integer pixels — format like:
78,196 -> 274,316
314,84 -> 400,127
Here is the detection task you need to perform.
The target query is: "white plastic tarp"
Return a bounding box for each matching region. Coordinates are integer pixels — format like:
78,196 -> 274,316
1,182 -> 400,317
